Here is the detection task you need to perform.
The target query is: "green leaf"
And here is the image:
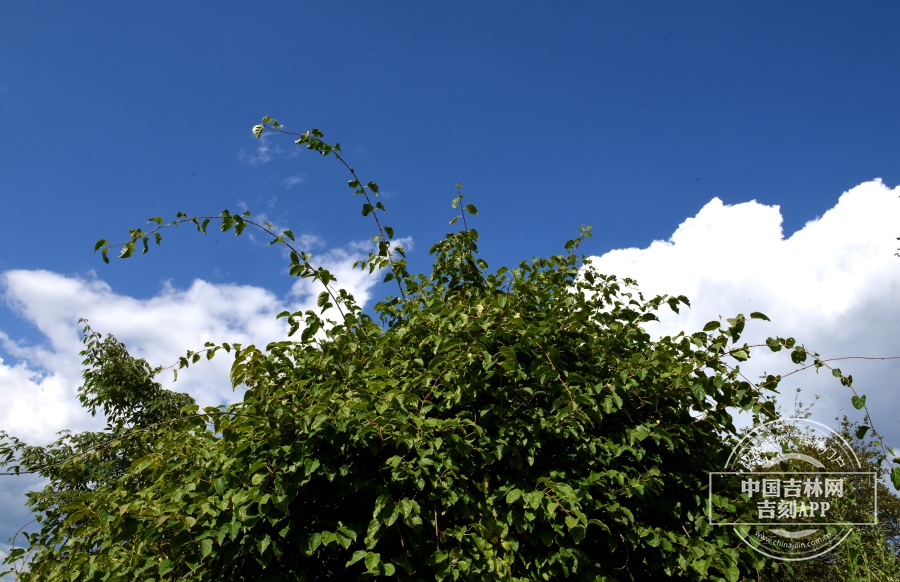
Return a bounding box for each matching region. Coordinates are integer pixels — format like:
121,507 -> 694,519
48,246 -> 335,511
201,538 -> 213,557
303,532 -> 321,555
725,565 -> 740,582
221,215 -> 234,232
525,490 -> 544,509
383,503 -> 400,526
855,425 -> 870,440
159,559 -> 175,576
691,383 -> 706,401
692,557 -> 711,575
851,395 -> 867,410
892,467 -> 900,491
730,349 -> 749,361
365,552 -> 380,572
749,312 -> 770,321
257,533 -> 271,555
506,489 -> 522,504
702,321 -> 720,332
4,548 -> 25,561
252,124 -> 264,139
464,203 -> 478,216
362,204 -> 375,216
148,216 -> 164,225
94,238 -> 108,252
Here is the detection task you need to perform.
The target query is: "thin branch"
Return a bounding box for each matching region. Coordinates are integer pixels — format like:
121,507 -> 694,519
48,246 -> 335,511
267,126 -> 408,301
7,518 -> 36,573
102,214 -> 352,326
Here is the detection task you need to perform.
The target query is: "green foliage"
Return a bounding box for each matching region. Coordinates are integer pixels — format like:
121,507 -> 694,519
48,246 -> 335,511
2,117 -> 895,580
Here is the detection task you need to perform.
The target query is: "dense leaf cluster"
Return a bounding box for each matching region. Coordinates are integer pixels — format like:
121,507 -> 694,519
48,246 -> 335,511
3,231 -> 790,580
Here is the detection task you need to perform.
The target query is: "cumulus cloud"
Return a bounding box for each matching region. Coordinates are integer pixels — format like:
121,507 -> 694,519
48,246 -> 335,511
582,179 -> 900,445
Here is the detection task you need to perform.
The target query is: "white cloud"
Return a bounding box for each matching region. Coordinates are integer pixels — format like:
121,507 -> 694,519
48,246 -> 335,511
582,179 -> 900,446
283,173 -> 306,189
238,135 -> 273,165
239,134 -> 303,166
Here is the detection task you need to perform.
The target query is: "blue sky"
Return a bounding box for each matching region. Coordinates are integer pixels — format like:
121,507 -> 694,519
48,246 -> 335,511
1,1 -> 899,568
2,2 -> 897,306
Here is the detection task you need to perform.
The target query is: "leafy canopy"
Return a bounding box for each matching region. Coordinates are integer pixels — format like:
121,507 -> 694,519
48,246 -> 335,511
2,118 -> 895,581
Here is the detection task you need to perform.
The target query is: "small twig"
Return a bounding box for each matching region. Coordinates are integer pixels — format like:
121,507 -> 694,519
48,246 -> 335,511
396,523 -> 407,557
434,502 -> 440,551
534,341 -> 577,410
612,532 -> 630,570
102,214 -> 353,326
